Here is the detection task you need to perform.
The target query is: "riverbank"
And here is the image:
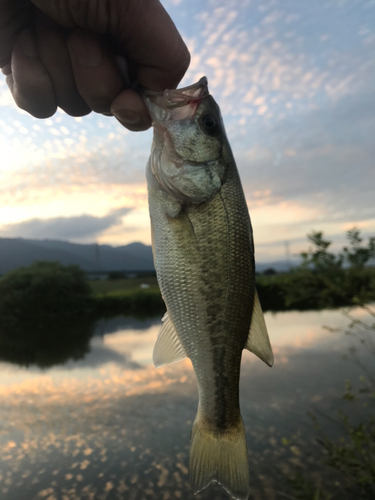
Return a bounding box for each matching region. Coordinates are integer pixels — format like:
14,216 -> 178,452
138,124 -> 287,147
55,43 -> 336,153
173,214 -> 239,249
91,276 -> 164,316
90,267 -> 375,316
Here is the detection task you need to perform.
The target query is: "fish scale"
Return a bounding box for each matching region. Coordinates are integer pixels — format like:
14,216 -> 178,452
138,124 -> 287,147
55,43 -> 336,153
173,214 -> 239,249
144,77 -> 273,500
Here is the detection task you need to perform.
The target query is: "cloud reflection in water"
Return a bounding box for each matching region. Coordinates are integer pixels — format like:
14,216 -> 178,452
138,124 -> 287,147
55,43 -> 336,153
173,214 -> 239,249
0,309 -> 367,500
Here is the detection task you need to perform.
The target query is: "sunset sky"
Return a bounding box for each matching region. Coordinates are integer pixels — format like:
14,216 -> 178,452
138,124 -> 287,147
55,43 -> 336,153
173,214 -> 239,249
1,0 -> 374,263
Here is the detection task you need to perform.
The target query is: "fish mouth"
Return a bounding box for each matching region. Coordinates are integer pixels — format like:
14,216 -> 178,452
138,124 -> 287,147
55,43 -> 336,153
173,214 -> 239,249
146,77 -> 224,204
143,77 -> 210,124
144,77 -> 211,168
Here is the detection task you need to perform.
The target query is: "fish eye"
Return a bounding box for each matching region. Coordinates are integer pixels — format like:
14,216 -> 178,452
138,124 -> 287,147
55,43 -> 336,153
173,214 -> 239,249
201,114 -> 220,136
203,115 -> 216,128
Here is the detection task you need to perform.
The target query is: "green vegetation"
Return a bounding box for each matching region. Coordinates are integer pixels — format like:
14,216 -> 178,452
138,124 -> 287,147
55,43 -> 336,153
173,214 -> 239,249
0,260 -> 93,326
0,261 -> 95,367
254,229 -> 375,499
257,228 -> 375,311
0,263 -> 163,365
285,306 -> 375,499
90,275 -> 159,295
280,229 -> 375,498
89,227 -> 375,313
90,276 -> 164,317
0,228 -> 373,366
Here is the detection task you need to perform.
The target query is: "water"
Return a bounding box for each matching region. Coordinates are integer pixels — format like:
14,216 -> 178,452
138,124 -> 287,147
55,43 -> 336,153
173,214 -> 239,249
0,309 -> 372,500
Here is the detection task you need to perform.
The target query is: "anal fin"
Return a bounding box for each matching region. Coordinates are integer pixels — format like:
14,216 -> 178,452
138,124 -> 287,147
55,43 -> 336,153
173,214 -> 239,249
245,289 -> 274,367
153,312 -> 187,367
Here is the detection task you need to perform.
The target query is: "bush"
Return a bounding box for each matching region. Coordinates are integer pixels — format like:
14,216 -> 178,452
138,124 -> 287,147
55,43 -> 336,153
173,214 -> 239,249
0,261 -> 95,367
273,229 -> 375,311
93,289 -> 165,318
0,261 -> 92,326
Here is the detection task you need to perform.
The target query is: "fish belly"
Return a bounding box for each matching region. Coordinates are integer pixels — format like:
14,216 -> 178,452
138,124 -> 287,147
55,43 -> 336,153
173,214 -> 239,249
149,165 -> 254,499
151,164 -> 254,422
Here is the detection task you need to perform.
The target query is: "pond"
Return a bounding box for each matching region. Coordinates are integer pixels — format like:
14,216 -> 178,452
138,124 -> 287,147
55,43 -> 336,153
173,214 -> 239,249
0,308 -> 372,500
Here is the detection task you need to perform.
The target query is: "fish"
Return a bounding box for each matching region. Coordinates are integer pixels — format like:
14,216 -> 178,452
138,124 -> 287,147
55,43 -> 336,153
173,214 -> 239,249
143,77 -> 273,500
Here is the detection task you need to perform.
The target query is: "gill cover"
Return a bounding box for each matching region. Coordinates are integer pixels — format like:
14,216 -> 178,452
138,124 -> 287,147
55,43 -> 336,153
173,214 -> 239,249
144,77 -> 227,204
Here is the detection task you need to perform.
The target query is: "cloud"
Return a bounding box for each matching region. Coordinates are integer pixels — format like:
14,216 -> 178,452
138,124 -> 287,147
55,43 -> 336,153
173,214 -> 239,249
0,207 -> 132,241
185,0 -> 375,129
0,80 -> 16,107
0,0 -> 374,254
0,128 -> 150,192
63,341 -> 142,370
236,81 -> 375,220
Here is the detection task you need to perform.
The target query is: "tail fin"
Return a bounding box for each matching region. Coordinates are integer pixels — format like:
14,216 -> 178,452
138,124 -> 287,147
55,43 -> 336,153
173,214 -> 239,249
189,418 -> 250,500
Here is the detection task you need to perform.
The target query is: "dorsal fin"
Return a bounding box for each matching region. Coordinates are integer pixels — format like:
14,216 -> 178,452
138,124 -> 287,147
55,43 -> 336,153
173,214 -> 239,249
153,312 -> 187,367
245,290 -> 274,367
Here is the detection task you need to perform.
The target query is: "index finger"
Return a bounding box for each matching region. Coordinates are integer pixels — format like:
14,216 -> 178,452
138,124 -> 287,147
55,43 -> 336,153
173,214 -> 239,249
117,0 -> 190,91
31,0 -> 190,91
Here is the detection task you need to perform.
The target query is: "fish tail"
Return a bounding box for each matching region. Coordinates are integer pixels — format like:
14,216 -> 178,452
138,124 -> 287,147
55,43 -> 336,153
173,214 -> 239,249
189,415 -> 250,500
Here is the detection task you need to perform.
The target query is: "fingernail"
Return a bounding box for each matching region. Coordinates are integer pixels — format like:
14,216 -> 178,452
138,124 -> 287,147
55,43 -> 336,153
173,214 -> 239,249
112,109 -> 142,126
70,33 -> 104,67
19,31 -> 38,58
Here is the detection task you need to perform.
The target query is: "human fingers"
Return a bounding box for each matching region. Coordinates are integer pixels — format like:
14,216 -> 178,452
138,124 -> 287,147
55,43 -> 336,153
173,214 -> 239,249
116,0 -> 190,92
111,89 -> 151,131
67,28 -> 125,115
29,0 -> 190,129
31,0 -> 190,91
0,0 -> 33,68
8,29 -> 57,118
108,0 -> 190,130
35,13 -> 90,116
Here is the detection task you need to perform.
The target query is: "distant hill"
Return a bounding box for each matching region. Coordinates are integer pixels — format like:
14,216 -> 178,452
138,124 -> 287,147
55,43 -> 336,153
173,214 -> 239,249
0,237 -> 154,274
0,237 -> 296,275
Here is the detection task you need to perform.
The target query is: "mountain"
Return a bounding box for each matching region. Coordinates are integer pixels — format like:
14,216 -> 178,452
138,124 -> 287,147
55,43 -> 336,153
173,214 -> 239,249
0,237 -> 154,274
0,237 -> 297,275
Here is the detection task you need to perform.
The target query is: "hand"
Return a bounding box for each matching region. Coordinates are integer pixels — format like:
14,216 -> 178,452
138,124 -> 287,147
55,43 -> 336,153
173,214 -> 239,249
0,0 -> 190,131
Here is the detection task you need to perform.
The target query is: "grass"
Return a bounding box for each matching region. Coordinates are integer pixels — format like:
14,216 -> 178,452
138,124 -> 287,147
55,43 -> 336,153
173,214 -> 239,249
90,277 -> 160,297
89,277 -> 164,317
89,268 -> 375,314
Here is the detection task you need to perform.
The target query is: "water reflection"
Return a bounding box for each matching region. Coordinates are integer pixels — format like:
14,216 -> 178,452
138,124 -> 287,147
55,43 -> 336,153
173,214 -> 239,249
0,309 -> 369,500
0,313 -> 95,368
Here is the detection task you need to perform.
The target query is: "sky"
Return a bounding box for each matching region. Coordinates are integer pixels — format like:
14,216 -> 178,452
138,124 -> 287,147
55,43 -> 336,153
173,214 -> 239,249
1,0 -> 374,263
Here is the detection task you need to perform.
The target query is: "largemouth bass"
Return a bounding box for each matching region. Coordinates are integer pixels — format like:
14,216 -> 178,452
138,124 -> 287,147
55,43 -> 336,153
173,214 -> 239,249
144,77 -> 273,500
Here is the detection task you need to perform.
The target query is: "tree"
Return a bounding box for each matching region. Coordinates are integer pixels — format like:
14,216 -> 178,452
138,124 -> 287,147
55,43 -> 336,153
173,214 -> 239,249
284,229 -> 375,499
301,231 -> 343,272
0,261 -> 95,367
285,228 -> 375,309
342,228 -> 375,269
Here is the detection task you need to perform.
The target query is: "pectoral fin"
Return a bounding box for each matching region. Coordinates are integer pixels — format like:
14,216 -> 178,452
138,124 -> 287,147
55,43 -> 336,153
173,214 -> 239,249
153,312 -> 187,367
245,290 -> 274,367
